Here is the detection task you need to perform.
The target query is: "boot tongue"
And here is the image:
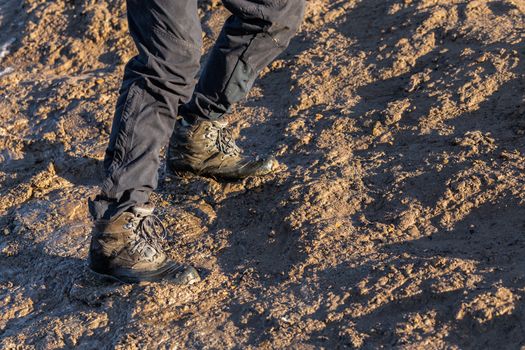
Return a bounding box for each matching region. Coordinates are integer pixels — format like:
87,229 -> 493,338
131,205 -> 155,217
210,120 -> 228,129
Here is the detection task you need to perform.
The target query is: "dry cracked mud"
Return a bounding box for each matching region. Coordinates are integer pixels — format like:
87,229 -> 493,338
1,0 -> 525,349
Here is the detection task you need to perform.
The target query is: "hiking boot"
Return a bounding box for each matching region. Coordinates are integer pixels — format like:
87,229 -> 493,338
166,118 -> 278,180
88,206 -> 200,284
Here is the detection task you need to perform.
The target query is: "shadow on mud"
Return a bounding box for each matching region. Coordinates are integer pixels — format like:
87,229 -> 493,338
297,198 -> 525,349
183,0 -> 525,348
212,178 -> 306,344
0,237 -> 140,346
169,0 -> 525,346
383,199 -> 525,349
284,1 -> 525,346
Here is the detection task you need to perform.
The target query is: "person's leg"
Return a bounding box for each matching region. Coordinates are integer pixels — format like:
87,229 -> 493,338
90,0 -> 202,221
183,0 -> 306,121
167,0 -> 306,179
87,0 -> 202,284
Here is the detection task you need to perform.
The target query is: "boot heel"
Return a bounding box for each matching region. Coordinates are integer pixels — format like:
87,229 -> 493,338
165,162 -> 195,179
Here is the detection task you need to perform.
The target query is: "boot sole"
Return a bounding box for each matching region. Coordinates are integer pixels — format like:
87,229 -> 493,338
88,265 -> 201,285
165,158 -> 278,182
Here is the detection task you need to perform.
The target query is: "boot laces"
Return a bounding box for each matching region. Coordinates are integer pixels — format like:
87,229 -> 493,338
215,124 -> 241,156
126,214 -> 167,258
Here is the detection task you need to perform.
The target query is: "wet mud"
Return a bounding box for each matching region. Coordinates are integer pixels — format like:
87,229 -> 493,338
1,0 -> 525,348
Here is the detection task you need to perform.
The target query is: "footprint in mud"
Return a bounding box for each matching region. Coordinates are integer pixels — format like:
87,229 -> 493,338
68,272 -> 133,308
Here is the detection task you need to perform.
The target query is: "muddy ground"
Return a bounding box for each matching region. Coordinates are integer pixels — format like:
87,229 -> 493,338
1,0 -> 525,348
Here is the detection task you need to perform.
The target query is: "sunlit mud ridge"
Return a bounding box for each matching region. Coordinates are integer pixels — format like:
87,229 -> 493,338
1,0 -> 525,348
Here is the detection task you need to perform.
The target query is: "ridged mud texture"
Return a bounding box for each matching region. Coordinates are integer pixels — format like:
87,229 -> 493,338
1,0 -> 525,349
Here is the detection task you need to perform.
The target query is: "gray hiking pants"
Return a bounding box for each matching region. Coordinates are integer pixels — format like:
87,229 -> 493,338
89,0 -> 306,220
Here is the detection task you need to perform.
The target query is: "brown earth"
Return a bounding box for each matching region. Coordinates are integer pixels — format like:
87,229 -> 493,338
1,0 -> 525,348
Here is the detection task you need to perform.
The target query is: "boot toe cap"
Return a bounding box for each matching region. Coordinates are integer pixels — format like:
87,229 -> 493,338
255,156 -> 279,175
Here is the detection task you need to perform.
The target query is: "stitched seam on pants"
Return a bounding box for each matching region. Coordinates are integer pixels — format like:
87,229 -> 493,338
102,82 -> 144,196
116,83 -> 143,166
152,26 -> 201,51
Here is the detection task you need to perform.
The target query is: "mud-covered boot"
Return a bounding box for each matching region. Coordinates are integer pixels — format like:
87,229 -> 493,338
166,118 -> 278,180
88,206 -> 200,284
